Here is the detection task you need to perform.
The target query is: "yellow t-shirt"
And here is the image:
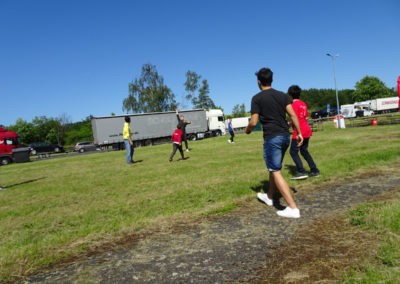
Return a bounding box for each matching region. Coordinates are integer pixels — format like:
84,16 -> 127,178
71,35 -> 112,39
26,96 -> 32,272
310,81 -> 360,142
123,122 -> 131,140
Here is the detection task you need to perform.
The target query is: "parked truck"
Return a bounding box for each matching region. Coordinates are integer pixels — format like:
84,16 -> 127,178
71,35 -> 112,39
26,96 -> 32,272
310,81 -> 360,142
341,102 -> 374,118
225,117 -> 250,131
91,109 -> 226,148
369,97 -> 399,114
0,126 -> 30,165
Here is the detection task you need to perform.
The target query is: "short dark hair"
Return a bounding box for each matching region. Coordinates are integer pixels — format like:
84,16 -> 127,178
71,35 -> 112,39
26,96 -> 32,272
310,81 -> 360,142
125,116 -> 131,123
255,68 -> 273,86
287,85 -> 302,99
177,124 -> 181,129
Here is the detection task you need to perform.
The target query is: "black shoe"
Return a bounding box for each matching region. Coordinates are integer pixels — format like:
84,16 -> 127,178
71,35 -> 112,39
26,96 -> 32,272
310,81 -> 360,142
309,171 -> 320,177
290,172 -> 308,180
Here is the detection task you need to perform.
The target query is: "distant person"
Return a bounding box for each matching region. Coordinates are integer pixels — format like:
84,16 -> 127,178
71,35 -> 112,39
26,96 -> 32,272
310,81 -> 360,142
123,116 -> 134,164
169,124 -> 186,162
288,85 -> 320,179
246,67 -> 303,219
176,109 -> 191,151
227,118 -> 235,143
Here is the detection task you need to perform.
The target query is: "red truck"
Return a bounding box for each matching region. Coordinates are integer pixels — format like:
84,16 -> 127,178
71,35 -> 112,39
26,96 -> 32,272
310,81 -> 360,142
0,126 -> 30,165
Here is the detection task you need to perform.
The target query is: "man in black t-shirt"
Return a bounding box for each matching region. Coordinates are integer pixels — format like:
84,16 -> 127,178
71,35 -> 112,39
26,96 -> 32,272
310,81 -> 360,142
176,109 -> 191,151
245,67 -> 304,218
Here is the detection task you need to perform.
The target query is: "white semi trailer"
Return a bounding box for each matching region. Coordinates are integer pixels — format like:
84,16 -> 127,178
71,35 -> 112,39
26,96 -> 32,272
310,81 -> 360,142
91,109 -> 226,148
369,97 -> 399,114
225,117 -> 250,131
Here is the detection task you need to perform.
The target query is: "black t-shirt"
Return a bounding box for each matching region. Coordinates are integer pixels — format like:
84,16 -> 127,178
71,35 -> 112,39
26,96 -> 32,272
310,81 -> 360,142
250,88 -> 290,138
176,114 -> 189,133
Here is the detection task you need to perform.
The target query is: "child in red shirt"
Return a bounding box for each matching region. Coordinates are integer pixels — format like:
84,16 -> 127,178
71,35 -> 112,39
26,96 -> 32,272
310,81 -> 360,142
288,85 -> 320,179
169,124 -> 186,162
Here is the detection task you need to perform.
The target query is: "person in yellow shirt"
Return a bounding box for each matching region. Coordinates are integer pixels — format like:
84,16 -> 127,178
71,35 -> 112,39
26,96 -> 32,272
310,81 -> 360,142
123,116 -> 134,164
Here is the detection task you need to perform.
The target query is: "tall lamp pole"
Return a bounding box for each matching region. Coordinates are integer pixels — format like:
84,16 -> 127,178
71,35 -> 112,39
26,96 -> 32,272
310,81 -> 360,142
326,53 -> 341,129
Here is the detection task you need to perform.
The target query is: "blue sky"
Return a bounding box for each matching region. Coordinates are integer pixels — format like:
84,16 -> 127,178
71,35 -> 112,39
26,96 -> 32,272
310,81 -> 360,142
1,0 -> 399,126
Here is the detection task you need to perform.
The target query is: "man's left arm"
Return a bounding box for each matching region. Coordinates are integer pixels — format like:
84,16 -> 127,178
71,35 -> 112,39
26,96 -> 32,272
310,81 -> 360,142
245,113 -> 259,134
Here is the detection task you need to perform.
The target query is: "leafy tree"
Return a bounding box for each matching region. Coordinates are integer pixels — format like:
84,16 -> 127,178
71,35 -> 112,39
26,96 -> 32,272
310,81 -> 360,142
231,103 -> 246,117
55,113 -> 72,145
338,89 -> 355,105
192,80 -> 216,109
184,70 -> 201,109
9,119 -> 35,145
64,116 -> 93,145
30,116 -> 61,144
123,64 -> 177,113
301,89 -> 336,111
300,88 -> 353,111
353,76 -> 392,102
9,115 -> 72,145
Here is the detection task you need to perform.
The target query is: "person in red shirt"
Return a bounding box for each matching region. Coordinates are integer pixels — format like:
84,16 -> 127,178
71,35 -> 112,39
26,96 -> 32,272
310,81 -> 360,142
288,85 -> 320,179
169,124 -> 186,162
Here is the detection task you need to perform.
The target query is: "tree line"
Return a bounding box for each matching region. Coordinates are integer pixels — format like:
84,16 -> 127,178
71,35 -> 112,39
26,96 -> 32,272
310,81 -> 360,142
122,64 -> 219,113
230,75 -> 396,118
5,64 -> 396,147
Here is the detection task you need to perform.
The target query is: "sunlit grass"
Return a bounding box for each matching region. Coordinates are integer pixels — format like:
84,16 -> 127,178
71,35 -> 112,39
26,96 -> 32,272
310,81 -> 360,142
343,192 -> 400,282
0,123 -> 400,282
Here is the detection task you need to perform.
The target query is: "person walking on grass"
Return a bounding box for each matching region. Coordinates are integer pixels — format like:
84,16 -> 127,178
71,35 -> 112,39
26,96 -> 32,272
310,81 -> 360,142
245,67 -> 303,219
176,109 -> 191,151
227,118 -> 235,143
169,124 -> 187,162
123,116 -> 134,164
288,85 -> 320,180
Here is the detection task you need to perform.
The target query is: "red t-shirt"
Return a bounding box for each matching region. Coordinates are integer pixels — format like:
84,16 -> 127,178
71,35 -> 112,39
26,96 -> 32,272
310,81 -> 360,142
172,128 -> 183,144
292,99 -> 312,139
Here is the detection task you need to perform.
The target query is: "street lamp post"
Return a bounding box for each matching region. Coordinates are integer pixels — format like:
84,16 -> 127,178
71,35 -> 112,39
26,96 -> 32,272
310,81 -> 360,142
326,53 -> 341,129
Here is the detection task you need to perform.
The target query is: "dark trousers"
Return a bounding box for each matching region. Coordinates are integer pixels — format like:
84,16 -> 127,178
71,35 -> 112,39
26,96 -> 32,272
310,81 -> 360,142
229,131 -> 234,142
182,133 -> 189,150
289,137 -> 319,174
170,143 -> 184,160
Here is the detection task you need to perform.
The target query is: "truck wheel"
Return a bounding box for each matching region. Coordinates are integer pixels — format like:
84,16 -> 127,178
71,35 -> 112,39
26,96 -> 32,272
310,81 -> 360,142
215,130 -> 222,136
31,149 -> 37,155
54,147 -> 60,153
1,157 -> 11,165
189,134 -> 197,141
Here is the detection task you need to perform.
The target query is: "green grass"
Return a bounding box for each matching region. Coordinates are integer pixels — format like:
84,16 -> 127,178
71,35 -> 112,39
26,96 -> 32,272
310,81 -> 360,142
343,192 -> 400,283
1,123 -> 400,282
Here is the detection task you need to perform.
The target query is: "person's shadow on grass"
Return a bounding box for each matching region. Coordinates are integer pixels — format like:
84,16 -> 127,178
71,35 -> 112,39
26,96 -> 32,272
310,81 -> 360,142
2,177 -> 46,189
250,179 -> 297,210
284,164 -> 298,177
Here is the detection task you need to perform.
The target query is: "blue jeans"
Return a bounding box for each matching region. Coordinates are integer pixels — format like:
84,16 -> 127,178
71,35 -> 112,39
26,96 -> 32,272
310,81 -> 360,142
263,135 -> 290,172
290,137 -> 319,174
124,139 -> 134,163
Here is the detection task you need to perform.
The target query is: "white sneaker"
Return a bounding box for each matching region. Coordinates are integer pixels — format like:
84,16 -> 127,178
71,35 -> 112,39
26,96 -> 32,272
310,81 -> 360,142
186,149 -> 190,152
257,192 -> 273,206
277,207 -> 300,218
228,140 -> 232,143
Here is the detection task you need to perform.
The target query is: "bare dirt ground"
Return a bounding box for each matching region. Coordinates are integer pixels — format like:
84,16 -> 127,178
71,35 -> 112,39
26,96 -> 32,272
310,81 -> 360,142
25,164 -> 400,284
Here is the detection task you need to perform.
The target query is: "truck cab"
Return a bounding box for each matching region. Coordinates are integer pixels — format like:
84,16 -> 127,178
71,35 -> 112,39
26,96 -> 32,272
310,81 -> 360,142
206,109 -> 226,136
0,126 -> 21,165
341,102 -> 373,118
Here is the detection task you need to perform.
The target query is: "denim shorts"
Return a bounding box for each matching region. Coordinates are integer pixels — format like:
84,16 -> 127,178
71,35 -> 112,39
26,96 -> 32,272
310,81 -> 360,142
263,135 -> 290,172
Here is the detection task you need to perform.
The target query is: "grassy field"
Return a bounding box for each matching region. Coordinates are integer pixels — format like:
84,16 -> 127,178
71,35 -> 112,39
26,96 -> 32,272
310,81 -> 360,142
342,191 -> 400,282
1,122 -> 400,282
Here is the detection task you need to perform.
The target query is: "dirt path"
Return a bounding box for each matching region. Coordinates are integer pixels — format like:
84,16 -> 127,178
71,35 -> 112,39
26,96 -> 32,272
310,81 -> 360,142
26,166 -> 400,283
